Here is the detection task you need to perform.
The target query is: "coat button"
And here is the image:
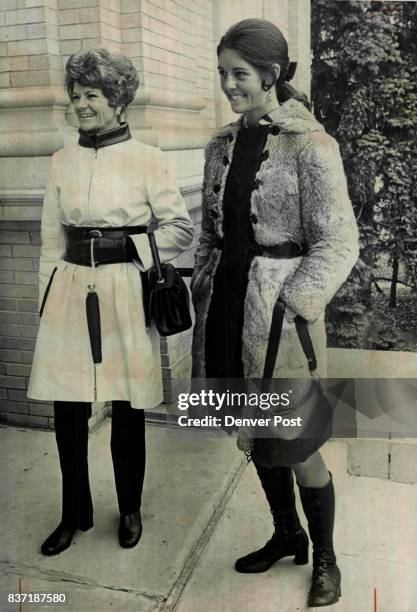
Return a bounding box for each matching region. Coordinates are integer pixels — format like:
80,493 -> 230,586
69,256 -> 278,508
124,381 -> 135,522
213,184 -> 221,194
222,155 -> 229,166
252,179 -> 262,190
270,125 -> 280,135
210,209 -> 219,219
250,214 -> 258,224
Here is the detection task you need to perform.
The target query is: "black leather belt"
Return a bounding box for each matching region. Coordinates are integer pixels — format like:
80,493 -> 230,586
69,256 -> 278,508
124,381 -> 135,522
62,224 -> 147,266
216,239 -> 307,259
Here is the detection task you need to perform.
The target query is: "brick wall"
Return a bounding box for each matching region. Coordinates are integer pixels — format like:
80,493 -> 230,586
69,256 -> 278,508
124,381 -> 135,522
0,220 -> 49,427
193,1 -> 216,131
0,0 -> 61,89
58,0 -> 126,57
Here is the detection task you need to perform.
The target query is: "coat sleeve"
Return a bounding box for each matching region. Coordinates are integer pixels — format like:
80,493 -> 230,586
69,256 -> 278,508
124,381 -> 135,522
190,141 -> 218,289
38,155 -> 66,310
129,147 -> 194,271
280,131 -> 359,322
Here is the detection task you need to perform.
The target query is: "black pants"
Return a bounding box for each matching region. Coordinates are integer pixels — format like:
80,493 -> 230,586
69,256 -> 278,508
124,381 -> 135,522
54,400 -> 146,528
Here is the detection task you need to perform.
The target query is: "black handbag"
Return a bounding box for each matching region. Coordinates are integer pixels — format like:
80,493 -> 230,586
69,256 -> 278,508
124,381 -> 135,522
142,231 -> 192,336
252,299 -> 334,467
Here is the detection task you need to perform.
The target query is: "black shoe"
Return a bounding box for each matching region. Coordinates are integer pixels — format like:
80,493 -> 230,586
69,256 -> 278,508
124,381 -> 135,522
235,528 -> 309,573
118,510 -> 142,548
41,523 -> 77,556
299,474 -> 341,607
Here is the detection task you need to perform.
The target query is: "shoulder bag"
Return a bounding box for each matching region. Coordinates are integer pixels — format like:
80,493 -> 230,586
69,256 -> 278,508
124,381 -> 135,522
142,231 -> 192,336
252,299 -> 334,467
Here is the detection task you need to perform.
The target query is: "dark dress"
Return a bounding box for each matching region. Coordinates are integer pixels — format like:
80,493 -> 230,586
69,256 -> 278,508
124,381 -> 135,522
205,125 -> 269,378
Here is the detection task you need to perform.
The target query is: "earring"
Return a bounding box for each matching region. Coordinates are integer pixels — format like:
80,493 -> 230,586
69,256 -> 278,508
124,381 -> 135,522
267,91 -> 272,103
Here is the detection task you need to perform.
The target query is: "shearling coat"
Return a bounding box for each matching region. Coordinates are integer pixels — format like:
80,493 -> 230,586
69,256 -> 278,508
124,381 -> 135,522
28,132 -> 193,408
191,100 -> 359,382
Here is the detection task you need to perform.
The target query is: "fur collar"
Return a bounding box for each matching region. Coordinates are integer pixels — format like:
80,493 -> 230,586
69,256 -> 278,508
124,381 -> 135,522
215,99 -> 323,139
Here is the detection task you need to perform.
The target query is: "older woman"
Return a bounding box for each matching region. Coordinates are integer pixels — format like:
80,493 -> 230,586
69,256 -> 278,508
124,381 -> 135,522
191,19 -> 358,607
28,48 -> 193,555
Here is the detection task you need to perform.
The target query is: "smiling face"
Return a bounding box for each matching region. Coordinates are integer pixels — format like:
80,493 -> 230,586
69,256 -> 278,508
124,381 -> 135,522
70,82 -> 119,133
218,48 -> 277,126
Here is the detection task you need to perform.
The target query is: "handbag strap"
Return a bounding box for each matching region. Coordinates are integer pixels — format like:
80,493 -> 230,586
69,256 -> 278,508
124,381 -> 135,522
146,232 -> 193,280
147,231 -> 164,283
294,315 -> 317,372
263,299 -> 286,379
263,298 -> 317,379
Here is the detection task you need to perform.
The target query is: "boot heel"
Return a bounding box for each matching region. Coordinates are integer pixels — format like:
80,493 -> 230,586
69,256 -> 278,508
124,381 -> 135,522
294,533 -> 309,565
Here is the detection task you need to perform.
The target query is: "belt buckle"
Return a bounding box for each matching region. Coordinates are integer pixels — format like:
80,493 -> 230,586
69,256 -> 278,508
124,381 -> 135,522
89,229 -> 102,238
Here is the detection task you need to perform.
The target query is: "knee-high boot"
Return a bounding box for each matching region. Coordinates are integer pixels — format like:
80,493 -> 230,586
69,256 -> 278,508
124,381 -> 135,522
299,474 -> 341,607
235,461 -> 309,573
41,401 -> 93,555
111,401 -> 145,548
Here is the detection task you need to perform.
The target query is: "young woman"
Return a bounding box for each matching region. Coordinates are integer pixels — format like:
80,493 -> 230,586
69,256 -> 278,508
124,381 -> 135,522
28,48 -> 193,555
191,19 -> 358,607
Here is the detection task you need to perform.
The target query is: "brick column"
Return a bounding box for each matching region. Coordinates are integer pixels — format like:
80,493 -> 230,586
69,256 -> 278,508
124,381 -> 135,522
1,1 -> 60,427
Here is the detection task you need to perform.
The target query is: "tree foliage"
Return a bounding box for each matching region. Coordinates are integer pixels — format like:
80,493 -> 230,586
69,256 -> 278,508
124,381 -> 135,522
312,0 -> 417,348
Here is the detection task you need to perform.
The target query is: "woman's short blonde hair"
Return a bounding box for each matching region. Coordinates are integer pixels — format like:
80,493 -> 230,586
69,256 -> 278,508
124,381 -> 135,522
65,48 -> 139,109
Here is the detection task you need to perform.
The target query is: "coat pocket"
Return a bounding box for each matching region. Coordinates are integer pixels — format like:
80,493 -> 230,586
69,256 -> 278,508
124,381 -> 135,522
39,267 -> 57,318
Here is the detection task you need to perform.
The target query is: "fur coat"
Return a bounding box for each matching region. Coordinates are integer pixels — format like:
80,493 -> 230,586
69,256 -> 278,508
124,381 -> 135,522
191,99 -> 359,382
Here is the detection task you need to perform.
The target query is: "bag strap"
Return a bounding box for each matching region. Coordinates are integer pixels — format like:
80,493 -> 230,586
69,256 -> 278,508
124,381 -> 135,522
294,314 -> 317,372
263,299 -> 285,379
263,298 -> 317,379
147,230 -> 193,279
147,231 -> 164,283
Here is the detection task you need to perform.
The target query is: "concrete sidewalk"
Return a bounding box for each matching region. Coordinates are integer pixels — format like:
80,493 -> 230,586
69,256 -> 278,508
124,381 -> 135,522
0,421 -> 416,612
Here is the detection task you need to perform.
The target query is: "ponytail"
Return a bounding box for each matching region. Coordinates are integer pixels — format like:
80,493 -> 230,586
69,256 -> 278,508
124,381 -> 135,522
277,82 -> 310,110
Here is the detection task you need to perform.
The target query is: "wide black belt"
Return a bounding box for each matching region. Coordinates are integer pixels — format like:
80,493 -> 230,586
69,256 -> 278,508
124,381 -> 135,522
216,239 -> 307,259
63,224 -> 147,266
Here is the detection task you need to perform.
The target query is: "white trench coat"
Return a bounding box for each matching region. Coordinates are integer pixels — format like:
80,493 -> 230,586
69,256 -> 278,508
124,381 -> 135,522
28,133 -> 194,409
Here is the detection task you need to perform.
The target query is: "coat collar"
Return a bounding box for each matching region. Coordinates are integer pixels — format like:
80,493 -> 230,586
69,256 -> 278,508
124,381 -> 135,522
215,99 -> 324,139
78,122 -> 131,149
